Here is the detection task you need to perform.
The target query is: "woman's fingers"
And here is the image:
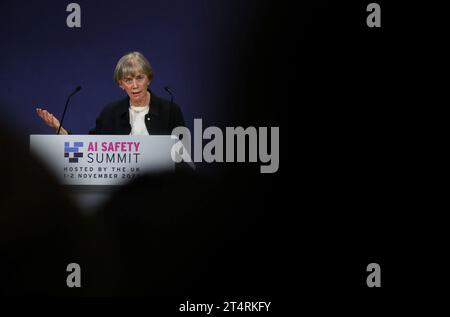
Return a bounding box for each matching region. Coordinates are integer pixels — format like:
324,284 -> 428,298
46,112 -> 57,128
50,113 -> 60,127
36,108 -> 44,118
43,111 -> 51,124
36,108 -> 48,122
36,108 -> 59,129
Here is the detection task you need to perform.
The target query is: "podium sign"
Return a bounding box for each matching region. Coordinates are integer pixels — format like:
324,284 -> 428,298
30,135 -> 177,186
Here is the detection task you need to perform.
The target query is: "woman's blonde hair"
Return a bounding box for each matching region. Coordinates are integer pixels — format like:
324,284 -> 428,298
113,51 -> 153,84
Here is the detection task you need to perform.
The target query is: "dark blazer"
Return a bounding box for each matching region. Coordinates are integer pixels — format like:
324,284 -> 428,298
89,91 -> 185,135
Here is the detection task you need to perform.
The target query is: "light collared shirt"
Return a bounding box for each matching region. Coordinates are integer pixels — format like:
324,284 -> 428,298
129,105 -> 150,135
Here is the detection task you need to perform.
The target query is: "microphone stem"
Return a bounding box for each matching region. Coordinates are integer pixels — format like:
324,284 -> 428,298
57,96 -> 71,134
57,89 -> 79,134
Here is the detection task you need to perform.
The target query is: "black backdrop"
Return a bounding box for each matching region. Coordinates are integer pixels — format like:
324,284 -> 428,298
1,0 -> 444,312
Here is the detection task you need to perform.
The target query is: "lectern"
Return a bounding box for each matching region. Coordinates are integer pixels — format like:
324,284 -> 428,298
30,135 -> 178,211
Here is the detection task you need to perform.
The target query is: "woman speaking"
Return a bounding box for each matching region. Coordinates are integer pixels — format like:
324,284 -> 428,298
36,51 -> 184,135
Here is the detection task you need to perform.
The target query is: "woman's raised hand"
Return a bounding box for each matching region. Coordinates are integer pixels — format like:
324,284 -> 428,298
35,108 -> 68,134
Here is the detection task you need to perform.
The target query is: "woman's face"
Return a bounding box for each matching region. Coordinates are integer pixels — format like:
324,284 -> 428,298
119,72 -> 151,105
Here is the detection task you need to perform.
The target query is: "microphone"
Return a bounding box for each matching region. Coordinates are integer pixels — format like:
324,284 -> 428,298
164,86 -> 174,104
57,85 -> 81,134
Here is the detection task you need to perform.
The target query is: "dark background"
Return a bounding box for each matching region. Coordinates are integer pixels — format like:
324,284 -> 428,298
0,0 -> 270,138
0,0 -> 442,311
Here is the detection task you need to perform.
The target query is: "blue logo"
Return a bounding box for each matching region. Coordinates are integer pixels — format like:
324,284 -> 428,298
64,142 -> 84,163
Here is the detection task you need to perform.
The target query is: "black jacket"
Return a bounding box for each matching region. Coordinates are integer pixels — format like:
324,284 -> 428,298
89,91 -> 185,135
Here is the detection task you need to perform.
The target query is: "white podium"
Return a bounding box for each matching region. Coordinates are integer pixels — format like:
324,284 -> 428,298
30,135 -> 178,211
